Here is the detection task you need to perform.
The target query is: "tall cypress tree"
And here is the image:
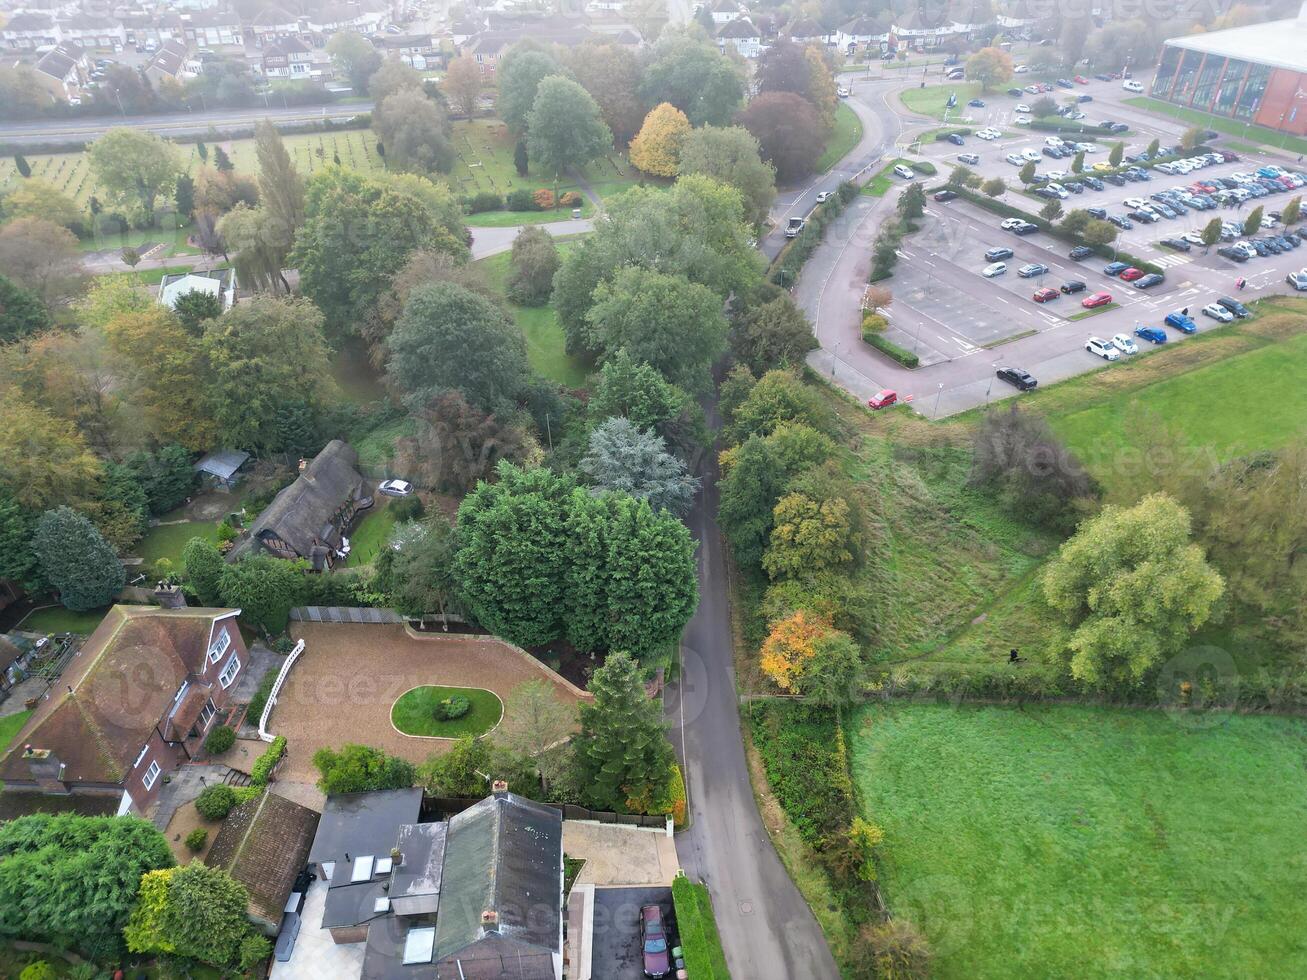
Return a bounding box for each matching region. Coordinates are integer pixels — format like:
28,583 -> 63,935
32,506 -> 125,611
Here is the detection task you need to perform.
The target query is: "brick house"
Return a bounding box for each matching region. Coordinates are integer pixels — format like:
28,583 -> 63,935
0,603 -> 248,816
261,35 -> 314,78
2,13 -> 60,50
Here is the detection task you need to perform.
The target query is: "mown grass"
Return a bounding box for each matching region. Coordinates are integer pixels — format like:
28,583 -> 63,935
0,711 -> 32,753
815,101 -> 864,174
672,875 -> 730,980
18,606 -> 108,635
136,521 -> 220,568
851,703 -> 1307,980
343,503 -> 396,568
390,685 -> 503,738
1123,96 -> 1307,156
898,82 -> 983,120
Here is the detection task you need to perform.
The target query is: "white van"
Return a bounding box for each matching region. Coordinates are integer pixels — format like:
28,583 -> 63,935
1122,80 -> 1144,93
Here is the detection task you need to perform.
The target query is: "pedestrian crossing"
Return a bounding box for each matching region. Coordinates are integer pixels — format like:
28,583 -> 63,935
1151,253 -> 1192,268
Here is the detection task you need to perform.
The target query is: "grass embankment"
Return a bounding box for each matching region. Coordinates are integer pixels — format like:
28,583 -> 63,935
815,102 -> 864,174
390,685 -> 504,738
898,82 -> 983,120
1123,96 -> 1307,156
672,874 -> 731,979
851,703 -> 1307,979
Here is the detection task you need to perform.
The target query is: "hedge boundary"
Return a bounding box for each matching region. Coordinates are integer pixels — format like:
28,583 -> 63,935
865,332 -> 919,367
768,181 -> 859,287
671,875 -> 730,980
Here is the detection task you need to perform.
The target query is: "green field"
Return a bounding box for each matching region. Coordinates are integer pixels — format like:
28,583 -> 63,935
343,503 -> 397,568
136,521 -> 220,569
1123,96 -> 1307,156
475,248 -> 591,388
815,102 -> 864,174
852,703 -> 1307,979
899,82 -> 983,120
0,711 -> 32,753
17,606 -> 108,635
390,685 -> 504,738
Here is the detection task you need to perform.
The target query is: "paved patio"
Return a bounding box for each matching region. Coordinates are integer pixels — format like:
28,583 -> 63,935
268,623 -> 585,782
564,822 -> 680,887
271,878 -> 365,979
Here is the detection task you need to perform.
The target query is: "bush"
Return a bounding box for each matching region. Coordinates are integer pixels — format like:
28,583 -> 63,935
750,703 -> 855,847
204,725 -> 236,755
195,783 -> 237,820
239,933 -> 273,971
250,735 -> 286,786
910,160 -> 937,176
20,963 -> 56,980
390,495 -> 425,522
532,188 -> 555,210
435,694 -> 471,720
860,313 -> 888,340
246,668 -> 277,723
506,188 -> 538,211
865,332 -> 919,368
932,128 -> 972,141
185,828 -> 209,852
465,190 -> 503,213
559,190 -> 582,207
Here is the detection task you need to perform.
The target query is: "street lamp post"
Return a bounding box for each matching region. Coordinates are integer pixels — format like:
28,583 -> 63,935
933,382 -> 944,418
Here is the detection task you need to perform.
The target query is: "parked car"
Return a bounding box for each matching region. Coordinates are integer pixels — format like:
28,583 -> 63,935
1018,263 -> 1049,278
1217,245 -> 1249,262
641,905 -> 671,978
947,133 -> 966,146
1082,291 -> 1113,308
1217,296 -> 1250,317
1119,267 -> 1145,281
1164,311 -> 1198,333
1033,287 -> 1059,302
968,98 -> 986,107
1013,222 -> 1039,236
1060,279 -> 1087,294
1123,79 -> 1145,92
997,367 -> 1038,390
1103,262 -> 1130,277
1069,245 -> 1094,260
785,217 -> 805,238
933,189 -> 958,202
1160,237 -> 1191,251
1085,336 -> 1120,359
836,85 -> 850,98
985,247 -> 1014,261
868,389 -> 898,410
893,164 -> 916,179
1134,273 -> 1165,288
378,479 -> 414,497
958,152 -> 981,165
1288,271 -> 1307,290
983,261 -> 1008,277
1135,325 -> 1168,344
1202,302 -> 1234,322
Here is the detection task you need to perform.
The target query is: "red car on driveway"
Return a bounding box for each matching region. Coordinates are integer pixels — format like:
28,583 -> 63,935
641,905 -> 671,977
868,389 -> 898,410
1119,267 -> 1144,281
1033,287 -> 1059,303
1082,291 -> 1113,308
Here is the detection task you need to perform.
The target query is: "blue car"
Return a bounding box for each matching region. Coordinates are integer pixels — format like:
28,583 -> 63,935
1164,311 -> 1197,334
1135,325 -> 1168,344
1257,166 -> 1281,178
1103,261 -> 1130,276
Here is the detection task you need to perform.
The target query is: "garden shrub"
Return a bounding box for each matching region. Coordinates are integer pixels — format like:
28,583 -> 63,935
239,933 -> 273,971
195,784 -> 237,820
865,333 -> 919,368
860,313 -> 888,340
506,188 -> 538,211
532,188 -> 555,209
204,725 -> 235,755
20,963 -> 56,980
435,695 -> 471,721
465,191 -> 503,213
910,160 -> 937,176
559,191 -> 582,207
185,828 -> 209,852
245,668 -> 277,723
250,735 -> 286,786
749,703 -> 855,848
390,495 -> 425,522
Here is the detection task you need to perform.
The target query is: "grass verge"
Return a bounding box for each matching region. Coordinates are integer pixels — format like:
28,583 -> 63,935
18,606 -> 108,635
390,685 -> 504,738
1067,302 -> 1120,319
815,102 -> 864,174
1123,96 -> 1307,156
672,874 -> 730,980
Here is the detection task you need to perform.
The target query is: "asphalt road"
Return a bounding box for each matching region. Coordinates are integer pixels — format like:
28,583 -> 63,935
664,394 -> 841,980
0,102 -> 373,144
592,887 -> 674,980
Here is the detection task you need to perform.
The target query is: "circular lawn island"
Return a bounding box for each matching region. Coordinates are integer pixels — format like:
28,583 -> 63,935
390,685 -> 504,739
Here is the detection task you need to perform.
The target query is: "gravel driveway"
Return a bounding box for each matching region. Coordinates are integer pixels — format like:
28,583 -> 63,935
268,623 -> 583,781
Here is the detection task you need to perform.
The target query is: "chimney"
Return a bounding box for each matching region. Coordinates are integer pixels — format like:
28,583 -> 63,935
298,457 -> 308,472
480,909 -> 498,928
491,779 -> 508,797
153,582 -> 187,609
23,747 -> 70,794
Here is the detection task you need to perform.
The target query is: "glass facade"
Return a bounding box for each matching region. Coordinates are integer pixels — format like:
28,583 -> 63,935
1170,49 -> 1205,104
1213,59 -> 1248,116
1234,63 -> 1271,119
1154,46 -> 1183,96
1190,56 -> 1227,111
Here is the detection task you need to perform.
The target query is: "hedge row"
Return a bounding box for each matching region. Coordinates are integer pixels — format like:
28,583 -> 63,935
937,184 -> 1165,275
671,876 -> 730,980
865,332 -> 919,367
250,735 -> 286,787
1027,120 -> 1112,138
462,189 -> 582,214
750,702 -> 855,848
768,180 -> 859,287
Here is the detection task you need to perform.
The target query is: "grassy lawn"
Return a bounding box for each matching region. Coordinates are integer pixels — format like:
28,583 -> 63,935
862,158 -> 918,197
475,249 -> 591,388
17,606 -> 108,635
390,685 -> 504,738
331,336 -> 387,405
1123,96 -> 1307,156
852,703 -> 1307,979
899,82 -> 983,120
0,711 -> 32,753
136,521 -> 220,568
353,415 -> 416,471
815,101 -> 864,174
343,503 -> 397,568
672,875 -> 730,980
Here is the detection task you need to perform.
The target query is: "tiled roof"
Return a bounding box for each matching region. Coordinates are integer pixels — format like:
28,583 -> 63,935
717,17 -> 759,38
208,790 -> 321,925
4,13 -> 56,32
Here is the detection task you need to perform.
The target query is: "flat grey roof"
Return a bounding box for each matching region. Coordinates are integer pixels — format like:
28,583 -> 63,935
308,789 -> 423,870
194,449 -> 250,480
1163,14 -> 1307,75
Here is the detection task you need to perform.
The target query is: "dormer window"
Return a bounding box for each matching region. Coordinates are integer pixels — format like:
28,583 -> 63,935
208,625 -> 231,664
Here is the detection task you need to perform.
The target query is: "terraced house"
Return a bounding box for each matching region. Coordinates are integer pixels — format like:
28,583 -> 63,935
0,604 -> 248,815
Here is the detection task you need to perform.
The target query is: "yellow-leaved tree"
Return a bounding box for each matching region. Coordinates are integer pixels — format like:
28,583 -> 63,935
760,609 -> 833,689
629,102 -> 691,178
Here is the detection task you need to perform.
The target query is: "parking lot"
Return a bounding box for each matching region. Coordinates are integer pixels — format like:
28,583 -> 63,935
591,886 -> 676,980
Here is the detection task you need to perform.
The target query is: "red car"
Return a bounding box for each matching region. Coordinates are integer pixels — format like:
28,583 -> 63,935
1119,267 -> 1144,281
1082,291 -> 1113,308
1074,75 -> 1089,84
1033,287 -> 1059,303
641,905 -> 671,977
868,389 -> 898,410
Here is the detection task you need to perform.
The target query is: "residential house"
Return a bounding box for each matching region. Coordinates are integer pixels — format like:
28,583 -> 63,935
785,16 -> 834,45
231,439 -> 373,571
709,0 -> 741,25
194,449 -> 251,491
261,34 -> 314,77
282,784 -> 563,979
304,1 -> 390,35
464,18 -> 593,72
159,268 -> 238,312
29,42 -> 87,102
245,5 -> 300,47
208,791 -> 321,935
376,32 -> 441,71
449,18 -> 483,45
717,16 -> 761,58
2,13 -> 60,50
0,604 -> 249,815
891,7 -> 970,49
55,14 -> 126,50
144,39 -> 190,86
182,8 -> 244,48
835,15 -> 889,52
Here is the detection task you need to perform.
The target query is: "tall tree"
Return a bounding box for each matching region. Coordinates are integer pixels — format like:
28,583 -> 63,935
0,399 -> 103,510
253,119 -> 304,268
125,863 -> 253,968
628,102 -> 691,177
563,41 -> 645,145
386,281 -> 528,413
326,31 -> 382,93
219,203 -> 289,293
373,88 -> 455,174
735,92 -> 825,183
0,490 -> 42,591
526,76 -> 612,176
182,536 -> 224,605
496,46 -> 562,134
588,350 -> 705,457
171,289 -> 223,334
640,29 -> 744,126
965,46 -> 1014,90
442,54 -> 483,117
731,294 -> 817,373
507,225 -> 560,306
2,178 -> 82,230
678,124 -> 777,228
570,650 -> 675,812
494,679 -> 577,793
217,555 -> 305,635
87,128 -> 180,223
374,512 -> 463,618
0,272 -> 51,341
395,391 -> 530,494
1042,493 -> 1225,687
33,506 -> 126,610
0,217 -> 83,309
580,417 -> 700,514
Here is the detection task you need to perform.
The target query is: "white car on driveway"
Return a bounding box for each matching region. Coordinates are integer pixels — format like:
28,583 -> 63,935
378,478 -> 414,497
1086,337 -> 1120,360
1111,333 -> 1138,355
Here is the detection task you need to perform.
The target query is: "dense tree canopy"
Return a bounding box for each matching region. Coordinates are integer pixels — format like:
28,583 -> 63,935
0,272 -> 50,342
736,92 -> 826,183
125,862 -> 254,967
526,75 -> 612,176
580,417 -> 700,514
628,102 -> 691,177
497,46 -> 563,134
313,744 -> 417,794
87,128 -> 180,221
373,88 -> 455,174
33,506 -> 125,611
640,30 -> 744,126
678,124 -> 777,228
564,41 -> 645,144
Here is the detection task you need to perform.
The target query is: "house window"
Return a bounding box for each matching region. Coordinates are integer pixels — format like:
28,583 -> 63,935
208,625 -> 231,663
195,699 -> 217,732
141,760 -> 161,790
133,744 -> 149,768
218,652 -> 241,689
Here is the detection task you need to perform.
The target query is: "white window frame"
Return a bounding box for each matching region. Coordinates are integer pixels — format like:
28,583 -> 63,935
218,652 -> 241,689
133,744 -> 150,768
195,698 -> 218,732
141,760 -> 161,790
208,625 -> 231,664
